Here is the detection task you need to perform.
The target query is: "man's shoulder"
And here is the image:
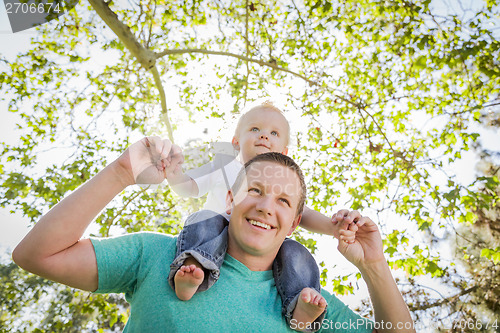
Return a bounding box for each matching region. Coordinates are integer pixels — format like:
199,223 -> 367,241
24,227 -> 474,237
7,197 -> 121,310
130,231 -> 177,251
91,231 -> 177,255
91,231 -> 178,274
99,231 -> 176,241
91,232 -> 178,296
133,231 -> 177,241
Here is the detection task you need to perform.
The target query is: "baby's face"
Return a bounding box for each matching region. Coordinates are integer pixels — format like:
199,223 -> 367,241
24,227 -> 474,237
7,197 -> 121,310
233,108 -> 289,163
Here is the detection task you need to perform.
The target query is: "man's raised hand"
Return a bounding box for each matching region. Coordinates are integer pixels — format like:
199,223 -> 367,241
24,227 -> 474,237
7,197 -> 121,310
333,210 -> 416,332
116,137 -> 182,186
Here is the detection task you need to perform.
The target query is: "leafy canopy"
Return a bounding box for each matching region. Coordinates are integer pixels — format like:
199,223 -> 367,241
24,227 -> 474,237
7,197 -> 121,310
1,0 -> 499,330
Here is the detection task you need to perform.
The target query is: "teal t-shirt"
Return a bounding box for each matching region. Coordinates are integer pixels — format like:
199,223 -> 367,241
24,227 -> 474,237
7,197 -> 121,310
91,232 -> 373,332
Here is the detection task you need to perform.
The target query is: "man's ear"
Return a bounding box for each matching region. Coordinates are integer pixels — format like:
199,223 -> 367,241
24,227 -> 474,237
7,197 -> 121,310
225,190 -> 234,215
287,214 -> 302,236
232,137 -> 240,151
281,146 -> 289,156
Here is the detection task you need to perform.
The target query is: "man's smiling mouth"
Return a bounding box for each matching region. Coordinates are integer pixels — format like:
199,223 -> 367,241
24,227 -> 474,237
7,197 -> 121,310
247,219 -> 272,230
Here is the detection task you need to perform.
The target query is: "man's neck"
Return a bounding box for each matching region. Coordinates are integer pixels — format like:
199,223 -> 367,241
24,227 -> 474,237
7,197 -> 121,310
226,244 -> 275,271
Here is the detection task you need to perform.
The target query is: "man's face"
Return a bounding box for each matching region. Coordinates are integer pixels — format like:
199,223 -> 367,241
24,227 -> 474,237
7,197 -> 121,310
232,108 -> 289,163
226,161 -> 302,262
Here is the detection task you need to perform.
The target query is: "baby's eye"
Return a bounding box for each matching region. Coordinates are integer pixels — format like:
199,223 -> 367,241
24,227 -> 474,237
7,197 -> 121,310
249,188 -> 261,194
251,127 -> 259,132
271,130 -> 278,136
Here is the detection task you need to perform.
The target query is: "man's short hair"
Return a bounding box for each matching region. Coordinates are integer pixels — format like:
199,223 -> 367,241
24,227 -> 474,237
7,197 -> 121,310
231,152 -> 306,216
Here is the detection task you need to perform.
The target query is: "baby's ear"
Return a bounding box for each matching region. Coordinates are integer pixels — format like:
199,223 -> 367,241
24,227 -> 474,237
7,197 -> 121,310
281,147 -> 288,156
231,137 -> 240,151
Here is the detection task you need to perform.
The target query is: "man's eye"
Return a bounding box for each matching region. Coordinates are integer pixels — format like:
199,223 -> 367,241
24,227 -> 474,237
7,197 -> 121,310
279,198 -> 290,206
251,127 -> 259,132
271,131 -> 278,136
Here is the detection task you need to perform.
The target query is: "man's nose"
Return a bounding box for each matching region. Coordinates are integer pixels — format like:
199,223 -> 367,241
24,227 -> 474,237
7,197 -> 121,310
256,196 -> 274,215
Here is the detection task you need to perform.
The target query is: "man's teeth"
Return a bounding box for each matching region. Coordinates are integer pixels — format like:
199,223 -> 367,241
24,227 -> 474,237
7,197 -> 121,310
248,219 -> 271,230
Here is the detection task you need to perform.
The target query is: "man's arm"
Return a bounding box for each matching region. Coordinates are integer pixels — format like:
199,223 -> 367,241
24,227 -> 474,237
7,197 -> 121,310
12,137 -> 174,292
334,210 -> 415,333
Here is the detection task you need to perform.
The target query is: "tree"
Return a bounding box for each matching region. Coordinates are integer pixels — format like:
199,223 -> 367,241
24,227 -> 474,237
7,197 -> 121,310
1,0 -> 499,330
403,113 -> 500,332
0,253 -> 128,332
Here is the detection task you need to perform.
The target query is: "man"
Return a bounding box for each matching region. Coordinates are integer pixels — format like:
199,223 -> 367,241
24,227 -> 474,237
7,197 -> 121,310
13,137 -> 415,332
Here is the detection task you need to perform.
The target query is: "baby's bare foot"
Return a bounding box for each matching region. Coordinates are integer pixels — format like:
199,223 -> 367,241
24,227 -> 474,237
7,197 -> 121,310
291,287 -> 327,331
174,264 -> 204,301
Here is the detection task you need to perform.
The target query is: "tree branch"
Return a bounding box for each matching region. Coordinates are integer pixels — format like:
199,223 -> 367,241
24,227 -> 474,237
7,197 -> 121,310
87,0 -> 174,142
484,101 -> 500,108
151,66 -> 174,142
104,187 -> 147,237
409,286 -> 478,311
155,48 -> 317,86
243,0 -> 250,106
87,0 -> 156,70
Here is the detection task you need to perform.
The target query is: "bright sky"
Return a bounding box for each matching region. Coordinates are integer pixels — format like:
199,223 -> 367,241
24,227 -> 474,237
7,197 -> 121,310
0,7 -> 36,252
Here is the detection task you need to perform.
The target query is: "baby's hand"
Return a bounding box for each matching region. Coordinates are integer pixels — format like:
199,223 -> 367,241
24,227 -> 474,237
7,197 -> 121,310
117,136 -> 176,185
331,209 -> 357,243
164,144 -> 184,179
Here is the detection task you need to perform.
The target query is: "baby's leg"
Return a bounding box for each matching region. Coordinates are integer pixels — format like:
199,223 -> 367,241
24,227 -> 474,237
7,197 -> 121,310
291,288 -> 327,331
273,239 -> 327,332
168,211 -> 230,298
174,256 -> 205,301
